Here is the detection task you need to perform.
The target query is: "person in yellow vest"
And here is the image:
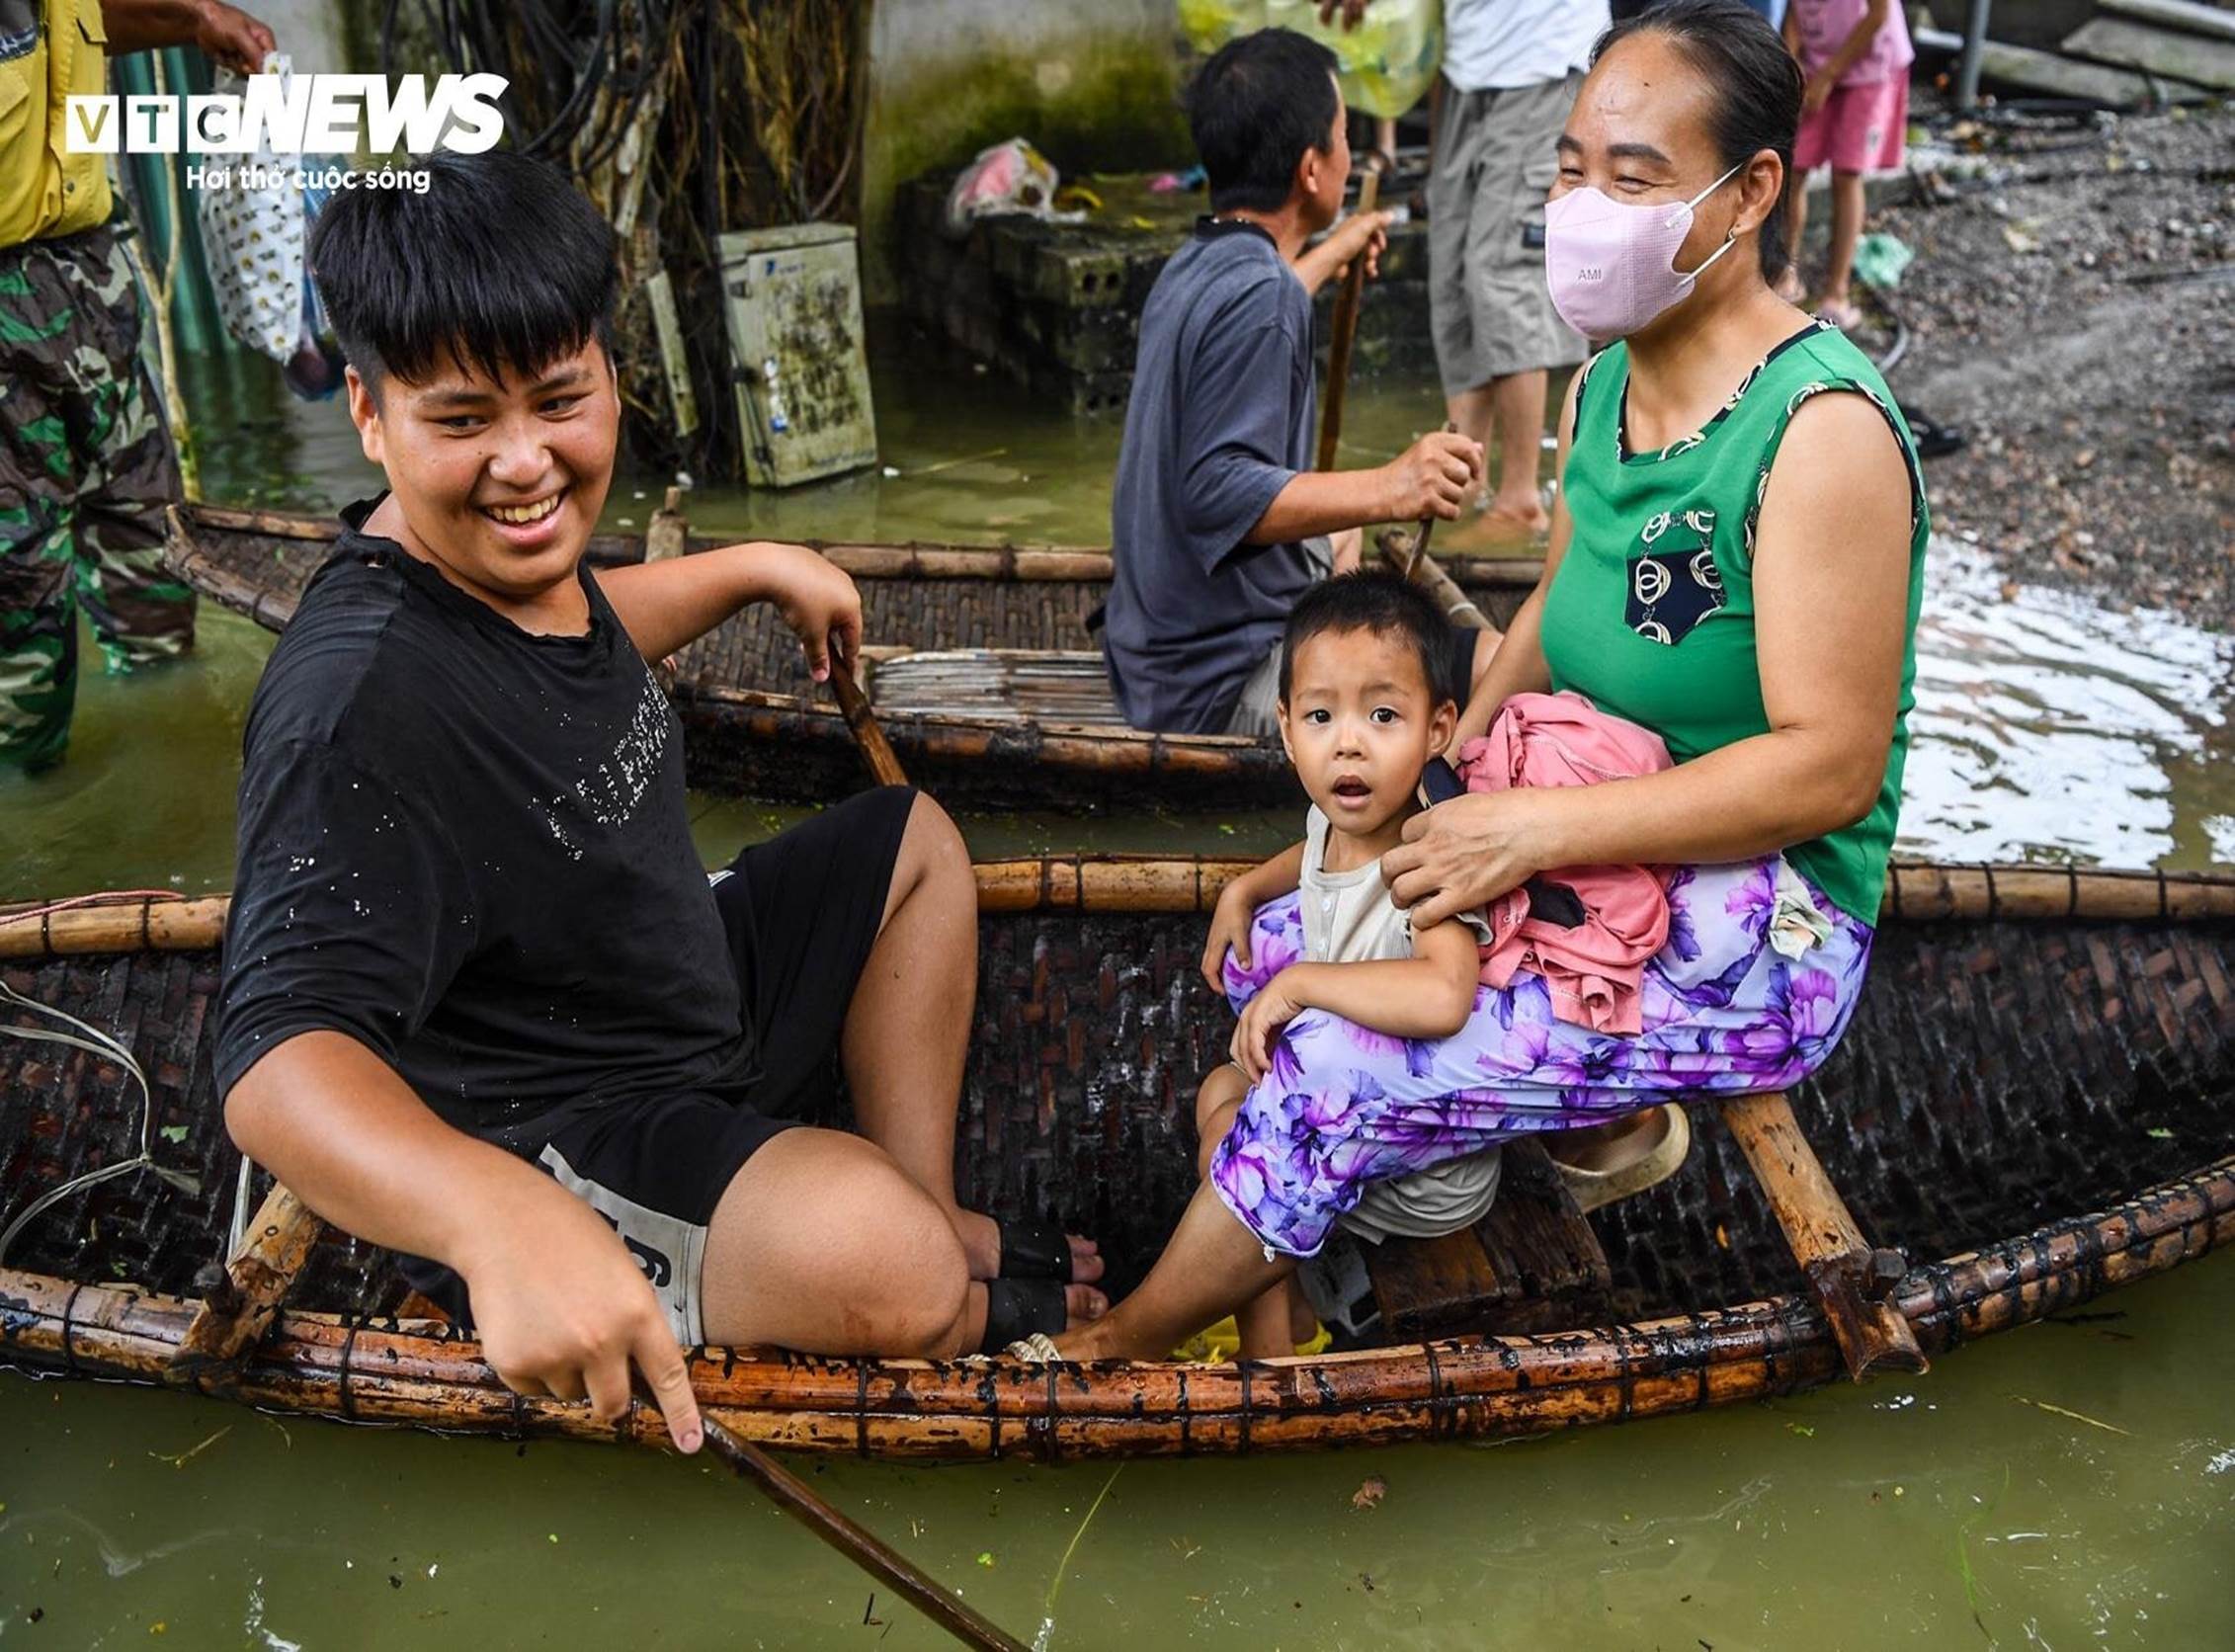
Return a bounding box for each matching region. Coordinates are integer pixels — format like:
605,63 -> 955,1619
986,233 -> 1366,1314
0,0 -> 274,768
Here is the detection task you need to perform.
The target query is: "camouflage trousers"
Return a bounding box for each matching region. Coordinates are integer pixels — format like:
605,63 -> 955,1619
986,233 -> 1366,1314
0,221 -> 194,770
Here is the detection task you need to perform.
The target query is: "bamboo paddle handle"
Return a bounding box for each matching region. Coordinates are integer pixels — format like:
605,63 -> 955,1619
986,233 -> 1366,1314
1376,527 -> 1492,634
1718,1092 -> 1926,1381
828,653 -> 911,788
674,1402 -> 1027,1651
1405,418 -> 1462,577
1314,162 -> 1384,472
166,1181 -> 323,1386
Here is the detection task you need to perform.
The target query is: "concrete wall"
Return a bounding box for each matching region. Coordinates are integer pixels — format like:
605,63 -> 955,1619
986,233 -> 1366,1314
858,0 -> 1195,302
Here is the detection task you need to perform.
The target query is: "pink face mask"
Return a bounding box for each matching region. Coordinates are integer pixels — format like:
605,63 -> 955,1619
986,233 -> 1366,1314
1543,162 -> 1745,342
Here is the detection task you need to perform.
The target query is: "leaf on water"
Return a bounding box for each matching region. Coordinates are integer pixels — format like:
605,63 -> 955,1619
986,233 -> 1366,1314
1351,1475 -> 1387,1512
1785,1423 -> 1815,1438
2145,1127 -> 2175,1139
1713,1223 -> 1729,1251
157,1124 -> 189,1144
976,1551 -> 995,1568
2011,1395 -> 2130,1436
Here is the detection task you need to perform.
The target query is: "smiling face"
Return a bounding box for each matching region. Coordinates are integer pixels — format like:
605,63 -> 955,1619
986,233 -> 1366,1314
1553,32 -> 1782,331
344,336 -> 620,614
1280,624 -> 1456,841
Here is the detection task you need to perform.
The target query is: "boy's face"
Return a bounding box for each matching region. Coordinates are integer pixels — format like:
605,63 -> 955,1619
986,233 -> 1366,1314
1280,626 -> 1456,839
345,336 -> 620,606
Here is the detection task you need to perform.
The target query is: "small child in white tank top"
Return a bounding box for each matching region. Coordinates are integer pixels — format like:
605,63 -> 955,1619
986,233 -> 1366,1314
1194,570 -> 1497,1359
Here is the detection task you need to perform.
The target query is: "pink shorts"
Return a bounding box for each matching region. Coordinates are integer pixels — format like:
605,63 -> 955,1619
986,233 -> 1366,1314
1793,75 -> 1908,175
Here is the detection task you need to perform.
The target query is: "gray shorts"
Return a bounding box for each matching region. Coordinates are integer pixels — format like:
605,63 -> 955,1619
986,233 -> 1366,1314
1428,72 -> 1590,397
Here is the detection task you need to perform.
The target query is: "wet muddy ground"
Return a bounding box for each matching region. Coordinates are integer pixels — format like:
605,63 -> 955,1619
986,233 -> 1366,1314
1843,102 -> 2233,619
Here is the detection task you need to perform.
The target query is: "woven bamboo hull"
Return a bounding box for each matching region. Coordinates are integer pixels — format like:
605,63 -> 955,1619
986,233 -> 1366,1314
163,504 -> 1534,811
4,861 -> 2232,1459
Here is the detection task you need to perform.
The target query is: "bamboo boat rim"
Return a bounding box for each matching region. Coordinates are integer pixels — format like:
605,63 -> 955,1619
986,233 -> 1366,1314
170,501 -> 1547,590
3,1150 -> 2228,1458
3,858 -> 2232,961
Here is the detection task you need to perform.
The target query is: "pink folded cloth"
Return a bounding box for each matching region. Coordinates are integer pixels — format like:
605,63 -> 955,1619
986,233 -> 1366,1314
1457,691 -> 1674,1035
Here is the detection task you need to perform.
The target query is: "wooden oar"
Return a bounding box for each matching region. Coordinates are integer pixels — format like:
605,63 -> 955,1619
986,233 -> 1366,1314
828,650 -> 910,788
644,1388 -> 1027,1652
1314,155 -> 1387,472
1406,420 -> 1462,578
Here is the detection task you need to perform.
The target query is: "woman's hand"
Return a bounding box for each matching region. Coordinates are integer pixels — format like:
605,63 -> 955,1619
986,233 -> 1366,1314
1801,70 -> 1834,114
1231,967 -> 1308,1083
1383,790 -> 1556,930
1201,879 -> 1259,994
758,544 -> 863,682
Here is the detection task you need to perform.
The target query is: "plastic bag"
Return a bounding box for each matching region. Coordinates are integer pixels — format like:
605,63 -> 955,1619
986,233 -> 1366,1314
1265,0 -> 1441,119
942,138 -> 1074,237
197,53 -> 307,364
287,175 -> 348,400
1178,0 -> 1268,53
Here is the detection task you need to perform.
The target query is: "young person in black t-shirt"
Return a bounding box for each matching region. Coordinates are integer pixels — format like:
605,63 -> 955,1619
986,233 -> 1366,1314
214,152 -> 1104,1455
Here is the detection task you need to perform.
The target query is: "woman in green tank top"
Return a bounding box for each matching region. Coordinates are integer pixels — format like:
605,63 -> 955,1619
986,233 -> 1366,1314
1014,4 -> 1934,1360
1381,0 -> 1930,1179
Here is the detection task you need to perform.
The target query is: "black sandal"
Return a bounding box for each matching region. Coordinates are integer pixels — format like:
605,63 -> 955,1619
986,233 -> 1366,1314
995,1212 -> 1075,1282
979,1277 -> 1065,1355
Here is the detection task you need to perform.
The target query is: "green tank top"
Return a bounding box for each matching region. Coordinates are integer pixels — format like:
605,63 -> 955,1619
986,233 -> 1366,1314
1539,321 -> 1929,925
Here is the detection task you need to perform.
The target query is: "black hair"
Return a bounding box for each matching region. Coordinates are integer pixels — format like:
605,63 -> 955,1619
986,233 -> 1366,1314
1188,28 -> 1342,214
308,149 -> 618,394
1593,0 -> 1801,284
1280,568 -> 1455,706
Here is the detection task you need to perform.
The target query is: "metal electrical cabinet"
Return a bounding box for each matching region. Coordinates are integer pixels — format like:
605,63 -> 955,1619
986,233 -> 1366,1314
717,224 -> 879,488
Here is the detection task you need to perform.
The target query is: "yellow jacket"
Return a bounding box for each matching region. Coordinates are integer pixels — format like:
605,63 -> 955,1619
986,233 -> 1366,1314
0,0 -> 114,247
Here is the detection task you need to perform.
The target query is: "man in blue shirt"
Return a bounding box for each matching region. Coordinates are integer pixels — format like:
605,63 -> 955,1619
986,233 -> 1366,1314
1102,28 -> 1487,735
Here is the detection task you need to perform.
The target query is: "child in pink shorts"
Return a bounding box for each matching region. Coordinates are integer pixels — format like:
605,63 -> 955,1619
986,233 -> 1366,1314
1781,0 -> 1913,329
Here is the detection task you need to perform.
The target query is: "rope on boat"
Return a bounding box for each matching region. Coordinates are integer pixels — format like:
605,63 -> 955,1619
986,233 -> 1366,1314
0,977 -> 198,1266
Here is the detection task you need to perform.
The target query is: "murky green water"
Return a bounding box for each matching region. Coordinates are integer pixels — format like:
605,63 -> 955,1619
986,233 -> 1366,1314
3,339 -> 2232,1646
5,1258 -> 2230,1648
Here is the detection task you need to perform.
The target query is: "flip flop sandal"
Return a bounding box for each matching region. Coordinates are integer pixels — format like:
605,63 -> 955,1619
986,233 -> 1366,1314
980,1277 -> 1066,1356
995,1211 -> 1075,1281
1550,1104 -> 1694,1213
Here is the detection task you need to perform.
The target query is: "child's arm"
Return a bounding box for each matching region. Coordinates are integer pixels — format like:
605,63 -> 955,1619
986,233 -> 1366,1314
1232,917 -> 1480,1080
595,543 -> 863,678
1200,841 -> 1308,992
1807,0 -> 1889,108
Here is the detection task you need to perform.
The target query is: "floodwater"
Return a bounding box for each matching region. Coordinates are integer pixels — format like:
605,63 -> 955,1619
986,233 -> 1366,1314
3,337 -> 2232,1646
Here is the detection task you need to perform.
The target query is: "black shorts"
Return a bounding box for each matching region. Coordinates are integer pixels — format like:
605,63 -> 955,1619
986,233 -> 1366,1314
404,785 -> 919,1339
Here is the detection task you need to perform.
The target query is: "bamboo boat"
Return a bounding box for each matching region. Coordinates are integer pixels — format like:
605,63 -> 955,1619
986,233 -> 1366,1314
163,502 -> 1539,811
4,860 -> 2231,1460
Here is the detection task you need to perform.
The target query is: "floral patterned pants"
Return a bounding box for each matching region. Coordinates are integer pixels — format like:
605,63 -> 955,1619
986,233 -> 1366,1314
1206,857 -> 1876,1257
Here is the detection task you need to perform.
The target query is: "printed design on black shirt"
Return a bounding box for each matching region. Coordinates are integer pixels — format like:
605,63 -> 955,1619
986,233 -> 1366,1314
536,667 -> 673,862
1624,505 -> 1725,645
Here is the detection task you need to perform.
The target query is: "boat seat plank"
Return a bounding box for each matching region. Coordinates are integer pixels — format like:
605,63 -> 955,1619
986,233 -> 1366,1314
866,649 -> 1125,725
1363,1138 -> 1613,1339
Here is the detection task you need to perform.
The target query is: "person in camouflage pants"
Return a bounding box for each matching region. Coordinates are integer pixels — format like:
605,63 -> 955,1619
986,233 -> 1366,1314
0,221 -> 196,771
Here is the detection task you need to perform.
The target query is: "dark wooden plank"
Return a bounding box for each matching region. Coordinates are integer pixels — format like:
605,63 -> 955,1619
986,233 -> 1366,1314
1364,1139 -> 1611,1340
